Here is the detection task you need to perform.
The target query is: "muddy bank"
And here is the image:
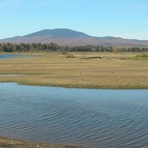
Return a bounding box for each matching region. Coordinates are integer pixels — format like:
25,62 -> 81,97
0,136 -> 89,148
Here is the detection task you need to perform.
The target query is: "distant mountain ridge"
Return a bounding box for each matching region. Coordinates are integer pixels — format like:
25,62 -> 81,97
24,29 -> 90,38
1,28 -> 148,47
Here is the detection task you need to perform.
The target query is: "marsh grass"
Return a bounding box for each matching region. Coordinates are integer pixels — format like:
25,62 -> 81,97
130,53 -> 148,60
64,53 -> 75,58
0,52 -> 148,89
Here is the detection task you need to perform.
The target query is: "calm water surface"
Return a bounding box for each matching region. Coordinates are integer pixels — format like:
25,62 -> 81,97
0,53 -> 35,59
0,54 -> 21,59
0,83 -> 148,148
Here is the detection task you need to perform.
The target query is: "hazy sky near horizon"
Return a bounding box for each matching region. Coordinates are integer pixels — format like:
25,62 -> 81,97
0,0 -> 148,40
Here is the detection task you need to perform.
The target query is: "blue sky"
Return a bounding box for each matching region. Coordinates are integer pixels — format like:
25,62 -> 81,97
0,0 -> 148,40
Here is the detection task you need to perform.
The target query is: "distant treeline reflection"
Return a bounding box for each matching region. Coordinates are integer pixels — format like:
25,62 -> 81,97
0,42 -> 148,52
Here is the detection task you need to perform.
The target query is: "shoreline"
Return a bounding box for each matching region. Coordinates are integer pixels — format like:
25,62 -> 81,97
0,136 -> 89,148
1,81 -> 148,90
18,82 -> 148,89
1,80 -> 148,90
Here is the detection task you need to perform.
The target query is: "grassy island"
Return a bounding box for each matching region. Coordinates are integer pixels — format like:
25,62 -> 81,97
0,52 -> 148,89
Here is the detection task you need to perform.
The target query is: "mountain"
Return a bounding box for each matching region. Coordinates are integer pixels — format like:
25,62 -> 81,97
1,28 -> 148,47
24,29 -> 90,38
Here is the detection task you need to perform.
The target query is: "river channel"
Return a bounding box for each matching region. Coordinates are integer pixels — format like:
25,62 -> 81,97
0,83 -> 148,148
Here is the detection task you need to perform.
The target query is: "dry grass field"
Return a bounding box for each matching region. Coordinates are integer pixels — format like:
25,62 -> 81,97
0,52 -> 148,89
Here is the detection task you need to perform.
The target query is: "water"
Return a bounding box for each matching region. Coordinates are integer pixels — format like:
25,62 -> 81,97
0,54 -> 21,59
0,83 -> 148,148
0,74 -> 25,76
0,53 -> 38,59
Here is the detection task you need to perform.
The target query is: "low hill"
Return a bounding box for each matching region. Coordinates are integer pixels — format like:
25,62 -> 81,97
24,28 -> 90,38
1,28 -> 148,47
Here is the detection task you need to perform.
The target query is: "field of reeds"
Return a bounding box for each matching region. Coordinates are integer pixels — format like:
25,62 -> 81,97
0,52 -> 148,89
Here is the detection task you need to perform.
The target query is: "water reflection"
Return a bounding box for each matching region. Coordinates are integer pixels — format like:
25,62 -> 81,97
0,83 -> 148,148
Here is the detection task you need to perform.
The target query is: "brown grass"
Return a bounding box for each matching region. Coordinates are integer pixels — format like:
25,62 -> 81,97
0,136 -> 87,148
0,52 -> 148,89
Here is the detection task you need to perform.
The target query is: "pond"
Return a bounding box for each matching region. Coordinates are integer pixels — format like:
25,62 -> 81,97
0,83 -> 148,148
0,53 -> 36,59
0,54 -> 22,59
0,74 -> 25,76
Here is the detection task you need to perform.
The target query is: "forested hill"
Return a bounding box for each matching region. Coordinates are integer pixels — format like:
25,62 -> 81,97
1,29 -> 148,47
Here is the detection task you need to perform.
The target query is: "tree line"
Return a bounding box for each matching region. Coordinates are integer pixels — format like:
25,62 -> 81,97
0,42 -> 148,52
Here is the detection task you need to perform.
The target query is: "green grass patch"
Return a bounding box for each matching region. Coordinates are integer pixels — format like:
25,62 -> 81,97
130,53 -> 148,60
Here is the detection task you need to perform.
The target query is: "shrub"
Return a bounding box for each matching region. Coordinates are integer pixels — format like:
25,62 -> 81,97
64,54 -> 75,58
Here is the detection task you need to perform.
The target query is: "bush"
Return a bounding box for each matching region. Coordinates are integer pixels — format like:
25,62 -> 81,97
136,54 -> 148,58
64,54 -> 75,58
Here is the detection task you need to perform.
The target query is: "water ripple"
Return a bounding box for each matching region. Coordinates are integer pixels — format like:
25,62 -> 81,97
0,83 -> 148,148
